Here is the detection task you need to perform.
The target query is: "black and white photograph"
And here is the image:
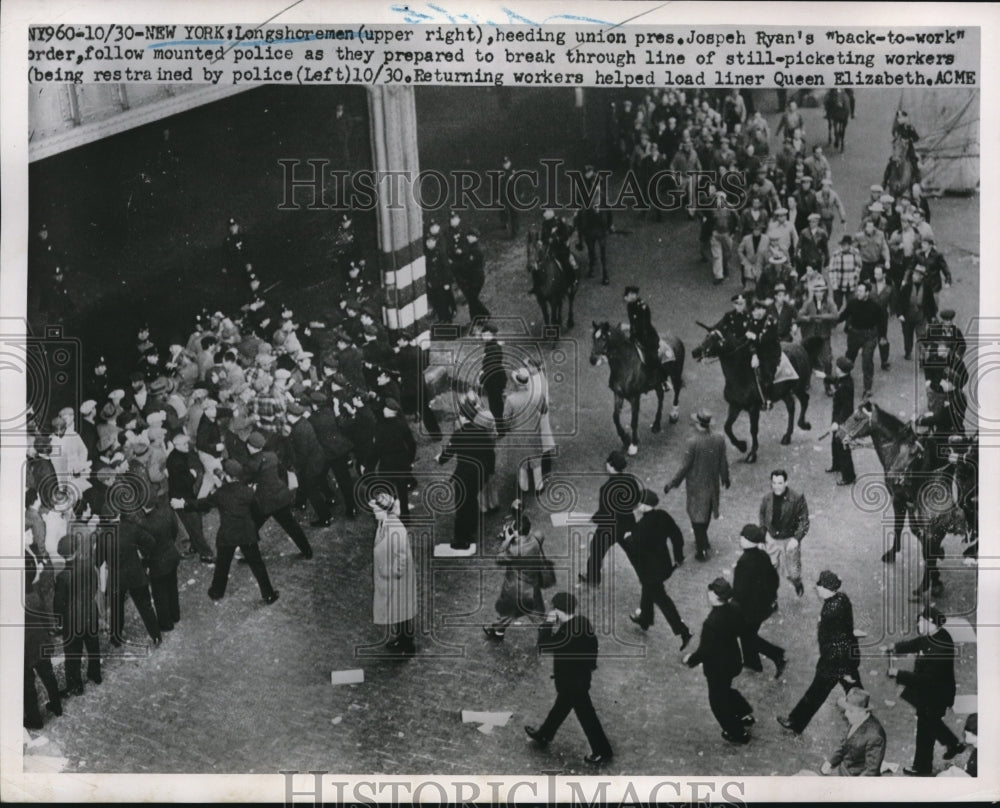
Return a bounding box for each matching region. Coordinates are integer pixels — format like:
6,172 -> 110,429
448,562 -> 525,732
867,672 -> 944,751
2,1 -> 996,803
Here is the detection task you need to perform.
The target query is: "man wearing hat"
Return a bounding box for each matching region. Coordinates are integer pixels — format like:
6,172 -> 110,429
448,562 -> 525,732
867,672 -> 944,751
581,450 -> 642,585
244,431 -> 314,558
837,281 -> 884,399
897,260 -> 940,361
854,219 -> 890,285
768,283 -> 796,343
308,393 -> 358,518
525,591 -> 614,765
820,688 -> 887,776
765,206 -> 797,259
684,578 -> 754,744
733,524 -> 786,677
792,174 -> 819,233
455,227 -> 490,320
573,165 -> 613,285
746,296 -> 781,406
222,217 -> 250,276
925,308 -> 966,370
425,229 -> 457,323
885,605 -> 963,775
710,292 -> 751,338
77,400 -> 100,465
85,357 -> 111,404
623,489 -> 693,649
828,356 -> 857,485
175,459 -> 279,605
778,570 -> 862,734
624,286 -> 663,376
663,408 -> 730,561
503,366 -> 546,497
434,398 -> 495,556
285,401 -> 333,527
912,235 -> 952,289
827,233 -> 861,310
371,398 -> 417,518
797,212 -> 829,275
815,176 -> 847,241
736,221 -> 767,294
708,190 -> 738,285
478,324 -> 507,425
166,432 -> 215,563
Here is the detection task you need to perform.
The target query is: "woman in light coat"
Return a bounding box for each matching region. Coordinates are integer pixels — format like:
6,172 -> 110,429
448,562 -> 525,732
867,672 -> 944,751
371,490 -> 417,655
502,368 -> 546,496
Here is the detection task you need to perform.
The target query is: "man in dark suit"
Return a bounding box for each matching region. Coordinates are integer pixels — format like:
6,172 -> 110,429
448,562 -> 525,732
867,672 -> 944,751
828,357 -> 857,485
173,459 -> 279,604
684,578 -> 754,744
308,393 -> 358,517
100,513 -> 162,647
581,450 -> 641,585
525,592 -> 614,765
624,489 -> 692,649
778,570 -> 862,734
821,688 -> 887,776
135,499 -> 182,632
371,398 -> 417,517
166,432 -> 215,562
886,606 -> 964,776
285,402 -> 333,527
244,432 -> 313,558
663,408 -> 731,561
479,324 -> 506,426
733,524 -> 787,677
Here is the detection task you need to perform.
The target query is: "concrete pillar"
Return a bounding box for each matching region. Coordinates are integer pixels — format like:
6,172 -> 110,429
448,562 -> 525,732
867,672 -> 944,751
366,85 -> 430,342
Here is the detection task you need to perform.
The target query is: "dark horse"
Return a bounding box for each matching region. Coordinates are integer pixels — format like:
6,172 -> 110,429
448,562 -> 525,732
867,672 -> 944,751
823,89 -> 851,153
590,321 -> 684,456
691,323 -> 811,463
840,401 -> 966,598
526,229 -> 576,331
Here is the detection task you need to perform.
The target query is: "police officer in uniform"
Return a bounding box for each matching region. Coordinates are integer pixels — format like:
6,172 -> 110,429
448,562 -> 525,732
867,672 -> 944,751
710,292 -> 751,339
746,297 -> 781,407
425,231 -> 457,323
573,166 -> 614,286
445,210 -> 465,265
624,286 -> 661,377
456,228 -> 490,321
538,208 -> 578,290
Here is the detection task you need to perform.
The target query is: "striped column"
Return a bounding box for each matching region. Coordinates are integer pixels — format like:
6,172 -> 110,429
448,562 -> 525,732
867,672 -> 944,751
366,85 -> 431,344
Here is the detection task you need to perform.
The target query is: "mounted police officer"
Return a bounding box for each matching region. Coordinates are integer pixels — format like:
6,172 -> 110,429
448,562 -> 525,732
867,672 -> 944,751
537,208 -> 578,290
746,297 -> 781,408
573,165 -> 613,286
623,286 -> 661,377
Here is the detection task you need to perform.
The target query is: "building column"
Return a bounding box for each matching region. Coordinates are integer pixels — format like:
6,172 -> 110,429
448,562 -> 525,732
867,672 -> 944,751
366,85 -> 430,342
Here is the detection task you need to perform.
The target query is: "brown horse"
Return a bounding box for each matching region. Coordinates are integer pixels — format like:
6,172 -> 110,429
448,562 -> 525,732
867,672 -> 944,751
526,229 -> 576,332
823,89 -> 851,152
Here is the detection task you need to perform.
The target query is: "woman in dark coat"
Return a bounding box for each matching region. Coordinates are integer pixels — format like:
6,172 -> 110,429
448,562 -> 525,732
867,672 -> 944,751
484,513 -> 545,639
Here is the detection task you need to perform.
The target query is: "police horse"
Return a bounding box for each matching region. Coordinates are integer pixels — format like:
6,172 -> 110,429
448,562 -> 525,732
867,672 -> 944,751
589,321 -> 684,456
691,321 -> 812,463
526,229 -> 576,332
840,401 -> 968,597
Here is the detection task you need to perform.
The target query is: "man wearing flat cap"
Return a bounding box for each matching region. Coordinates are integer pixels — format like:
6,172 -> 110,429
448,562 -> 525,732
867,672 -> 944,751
733,524 -> 786,678
797,212 -> 830,275
525,591 -> 614,765
663,407 -> 730,561
828,233 -> 862,310
623,489 -> 693,649
778,570 -> 862,734
285,401 -> 333,527
684,578 -> 754,744
820,688 -> 886,776
886,605 -> 963,775
581,450 -> 642,585
244,431 -> 314,558
371,398 -> 417,517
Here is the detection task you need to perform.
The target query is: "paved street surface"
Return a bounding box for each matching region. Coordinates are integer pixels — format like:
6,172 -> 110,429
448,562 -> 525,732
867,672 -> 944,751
25,88 -> 978,776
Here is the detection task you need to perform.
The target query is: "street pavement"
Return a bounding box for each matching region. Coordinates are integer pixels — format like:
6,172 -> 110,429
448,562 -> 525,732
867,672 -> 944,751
24,88 -> 978,776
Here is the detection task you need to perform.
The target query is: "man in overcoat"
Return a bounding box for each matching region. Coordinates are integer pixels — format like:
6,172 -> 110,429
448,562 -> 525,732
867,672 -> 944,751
623,489 -> 692,649
684,578 -> 754,744
820,688 -> 887,776
778,570 -> 862,734
663,408 -> 730,561
581,450 -> 641,585
244,431 -> 313,558
732,524 -> 786,677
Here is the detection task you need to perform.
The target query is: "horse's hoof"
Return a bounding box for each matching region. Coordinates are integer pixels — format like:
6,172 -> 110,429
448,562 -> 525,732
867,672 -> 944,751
627,444 -> 638,456
799,421 -> 812,431
735,440 -> 748,454
780,435 -> 791,446
651,423 -> 662,434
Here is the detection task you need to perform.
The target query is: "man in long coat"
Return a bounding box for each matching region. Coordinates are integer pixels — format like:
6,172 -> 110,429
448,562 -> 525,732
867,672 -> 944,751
371,490 -> 417,656
503,368 -> 546,496
581,450 -> 641,585
663,408 -> 730,561
244,432 -> 313,558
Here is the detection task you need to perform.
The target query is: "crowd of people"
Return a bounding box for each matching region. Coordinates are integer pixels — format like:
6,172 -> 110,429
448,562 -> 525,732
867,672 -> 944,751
23,88 -> 977,778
